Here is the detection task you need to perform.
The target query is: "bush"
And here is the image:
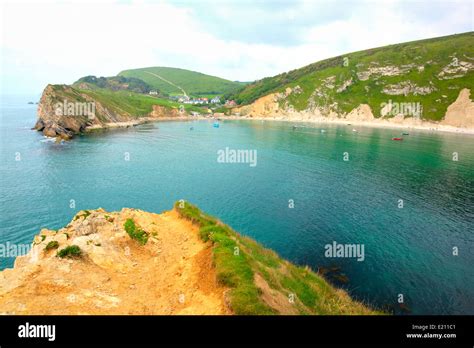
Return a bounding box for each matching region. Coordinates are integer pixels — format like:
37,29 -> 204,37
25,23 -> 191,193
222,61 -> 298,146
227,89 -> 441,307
44,241 -> 59,251
57,245 -> 82,258
74,210 -> 91,221
124,218 -> 148,245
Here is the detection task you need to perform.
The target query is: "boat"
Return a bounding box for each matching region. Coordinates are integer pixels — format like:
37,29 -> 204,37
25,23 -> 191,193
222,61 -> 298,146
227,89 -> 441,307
392,137 -> 403,141
352,129 -> 357,132
401,132 -> 409,135
321,129 -> 326,133
213,122 -> 219,128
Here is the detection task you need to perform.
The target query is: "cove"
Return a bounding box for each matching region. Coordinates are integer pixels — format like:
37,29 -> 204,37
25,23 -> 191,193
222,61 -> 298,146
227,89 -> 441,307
1,98 -> 473,315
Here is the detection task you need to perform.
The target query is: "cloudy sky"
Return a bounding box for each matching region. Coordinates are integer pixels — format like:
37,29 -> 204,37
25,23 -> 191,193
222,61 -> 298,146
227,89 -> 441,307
1,0 -> 472,95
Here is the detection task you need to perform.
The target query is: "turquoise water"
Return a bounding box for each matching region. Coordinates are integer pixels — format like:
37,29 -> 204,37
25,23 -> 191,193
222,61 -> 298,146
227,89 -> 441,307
1,96 -> 473,314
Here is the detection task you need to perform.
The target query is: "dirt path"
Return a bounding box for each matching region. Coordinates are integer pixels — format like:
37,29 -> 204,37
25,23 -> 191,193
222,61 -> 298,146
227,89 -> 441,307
0,209 -> 229,315
144,71 -> 188,97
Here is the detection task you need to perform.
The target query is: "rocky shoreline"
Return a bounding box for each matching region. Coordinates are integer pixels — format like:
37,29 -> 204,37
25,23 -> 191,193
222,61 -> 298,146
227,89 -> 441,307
225,88 -> 474,135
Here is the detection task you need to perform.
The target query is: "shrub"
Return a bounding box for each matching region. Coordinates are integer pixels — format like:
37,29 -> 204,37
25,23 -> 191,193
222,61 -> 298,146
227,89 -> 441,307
44,241 -> 59,251
74,210 -> 91,221
57,245 -> 82,258
124,218 -> 148,245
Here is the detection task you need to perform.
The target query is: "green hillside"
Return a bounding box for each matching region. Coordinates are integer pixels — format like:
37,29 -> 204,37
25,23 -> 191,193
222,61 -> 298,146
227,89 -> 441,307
77,88 -> 206,120
72,75 -> 156,95
119,66 -> 247,97
227,32 -> 474,121
175,201 -> 382,315
47,84 -> 206,122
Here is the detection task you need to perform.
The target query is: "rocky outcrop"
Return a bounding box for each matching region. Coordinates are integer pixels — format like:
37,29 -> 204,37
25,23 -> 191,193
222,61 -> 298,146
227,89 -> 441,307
437,60 -> 474,80
34,84 -> 187,140
442,88 -> 474,128
345,104 -> 375,122
34,85 -> 95,140
356,64 -> 413,81
149,105 -> 181,118
382,81 -> 436,96
232,93 -> 280,117
0,199 -> 383,315
231,86 -> 303,117
0,207 -> 228,314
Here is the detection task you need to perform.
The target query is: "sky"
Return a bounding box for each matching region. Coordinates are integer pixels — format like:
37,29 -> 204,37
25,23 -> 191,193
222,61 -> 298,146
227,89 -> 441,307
0,0 -> 473,95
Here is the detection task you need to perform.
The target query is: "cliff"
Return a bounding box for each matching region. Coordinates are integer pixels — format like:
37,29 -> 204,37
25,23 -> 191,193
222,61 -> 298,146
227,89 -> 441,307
0,202 -> 379,315
34,84 -> 189,140
228,32 -> 474,131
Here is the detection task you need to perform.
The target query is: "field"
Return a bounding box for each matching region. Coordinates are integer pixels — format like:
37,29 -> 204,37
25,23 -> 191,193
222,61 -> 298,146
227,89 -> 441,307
119,66 -> 247,97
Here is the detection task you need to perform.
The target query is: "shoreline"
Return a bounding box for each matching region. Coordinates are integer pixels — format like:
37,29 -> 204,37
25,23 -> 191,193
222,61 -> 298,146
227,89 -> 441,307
77,114 -> 474,136
84,116 -> 207,132
219,115 -> 474,135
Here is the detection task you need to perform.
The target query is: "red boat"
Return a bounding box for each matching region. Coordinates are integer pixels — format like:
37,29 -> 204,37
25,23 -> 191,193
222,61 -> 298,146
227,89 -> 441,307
392,137 -> 403,141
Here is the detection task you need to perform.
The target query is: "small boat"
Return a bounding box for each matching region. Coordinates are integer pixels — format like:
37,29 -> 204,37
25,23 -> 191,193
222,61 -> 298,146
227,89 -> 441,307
321,129 -> 326,133
352,129 -> 357,132
213,122 -> 220,128
392,137 -> 403,141
401,132 -> 409,135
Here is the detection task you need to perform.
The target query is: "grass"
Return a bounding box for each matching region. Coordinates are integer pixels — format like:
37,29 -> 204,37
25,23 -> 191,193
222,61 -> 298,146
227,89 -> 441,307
57,245 -> 82,258
48,84 -> 208,126
175,200 -> 382,315
228,32 -> 474,121
79,88 -> 207,119
44,241 -> 59,251
124,218 -> 149,245
73,210 -> 91,221
119,66 -> 247,97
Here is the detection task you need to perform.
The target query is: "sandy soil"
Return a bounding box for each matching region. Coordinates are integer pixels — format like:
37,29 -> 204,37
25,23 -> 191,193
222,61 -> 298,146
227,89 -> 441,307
0,209 -> 229,315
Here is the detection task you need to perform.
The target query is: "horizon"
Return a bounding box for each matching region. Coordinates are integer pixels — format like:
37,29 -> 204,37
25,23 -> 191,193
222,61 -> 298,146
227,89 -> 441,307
1,0 -> 473,94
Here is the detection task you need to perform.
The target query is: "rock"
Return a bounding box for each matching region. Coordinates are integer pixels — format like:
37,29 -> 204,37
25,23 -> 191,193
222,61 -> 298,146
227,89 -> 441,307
442,88 -> 474,127
43,127 -> 57,137
34,84 -> 182,140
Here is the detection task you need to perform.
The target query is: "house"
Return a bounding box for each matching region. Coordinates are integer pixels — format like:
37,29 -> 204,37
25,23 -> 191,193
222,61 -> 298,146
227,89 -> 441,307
211,96 -> 221,104
225,100 -> 237,107
149,90 -> 158,95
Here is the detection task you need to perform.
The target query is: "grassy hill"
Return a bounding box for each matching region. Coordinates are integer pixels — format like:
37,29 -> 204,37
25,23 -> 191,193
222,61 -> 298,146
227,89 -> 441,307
77,87 -> 205,119
49,84 -> 206,121
228,32 -> 474,121
73,75 -> 156,95
176,201 -> 382,315
119,66 -> 247,97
